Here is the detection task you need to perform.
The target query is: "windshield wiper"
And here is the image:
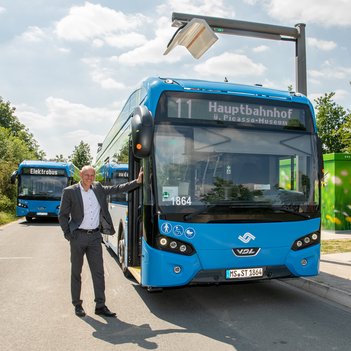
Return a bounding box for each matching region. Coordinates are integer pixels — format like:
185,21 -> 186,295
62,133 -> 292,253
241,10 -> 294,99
184,202 -> 310,221
183,201 -> 269,221
272,207 -> 311,218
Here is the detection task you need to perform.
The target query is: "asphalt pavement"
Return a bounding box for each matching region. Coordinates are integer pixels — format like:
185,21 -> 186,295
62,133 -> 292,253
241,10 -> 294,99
282,229 -> 351,309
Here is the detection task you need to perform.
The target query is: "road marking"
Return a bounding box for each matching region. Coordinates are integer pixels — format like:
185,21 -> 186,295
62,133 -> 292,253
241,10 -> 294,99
0,257 -> 33,259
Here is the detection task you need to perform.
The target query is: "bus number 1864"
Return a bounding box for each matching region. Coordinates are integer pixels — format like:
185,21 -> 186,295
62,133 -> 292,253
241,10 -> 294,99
171,196 -> 192,206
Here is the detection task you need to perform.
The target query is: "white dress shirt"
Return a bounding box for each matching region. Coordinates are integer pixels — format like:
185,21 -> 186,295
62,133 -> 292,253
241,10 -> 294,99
78,182 -> 101,230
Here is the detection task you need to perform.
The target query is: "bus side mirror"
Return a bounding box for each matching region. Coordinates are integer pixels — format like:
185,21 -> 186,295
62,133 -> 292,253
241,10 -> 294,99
131,105 -> 154,159
10,171 -> 18,184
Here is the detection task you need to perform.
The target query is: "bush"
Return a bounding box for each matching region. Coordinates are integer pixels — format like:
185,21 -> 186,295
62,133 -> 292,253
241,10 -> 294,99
0,194 -> 16,212
0,210 -> 17,226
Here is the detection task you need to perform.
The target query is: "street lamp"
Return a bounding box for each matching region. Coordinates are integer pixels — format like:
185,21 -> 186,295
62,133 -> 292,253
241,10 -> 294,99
164,18 -> 218,59
164,12 -> 307,96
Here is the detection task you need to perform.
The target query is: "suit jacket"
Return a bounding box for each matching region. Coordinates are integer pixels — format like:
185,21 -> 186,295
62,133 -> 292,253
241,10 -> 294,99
58,180 -> 139,241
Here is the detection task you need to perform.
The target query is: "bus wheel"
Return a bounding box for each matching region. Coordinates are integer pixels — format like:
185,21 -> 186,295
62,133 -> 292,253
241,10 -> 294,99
118,231 -> 131,278
26,216 -> 33,222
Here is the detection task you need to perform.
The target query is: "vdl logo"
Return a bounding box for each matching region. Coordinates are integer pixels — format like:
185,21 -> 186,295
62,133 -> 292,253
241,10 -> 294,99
232,248 -> 261,257
238,232 -> 255,243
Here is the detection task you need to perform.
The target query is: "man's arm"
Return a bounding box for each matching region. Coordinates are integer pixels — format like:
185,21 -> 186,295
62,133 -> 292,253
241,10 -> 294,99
58,188 -> 73,241
102,167 -> 143,195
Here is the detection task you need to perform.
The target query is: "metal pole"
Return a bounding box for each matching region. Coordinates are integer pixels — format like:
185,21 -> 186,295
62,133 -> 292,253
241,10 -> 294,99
295,23 -> 307,96
172,12 -> 298,38
169,13 -> 307,95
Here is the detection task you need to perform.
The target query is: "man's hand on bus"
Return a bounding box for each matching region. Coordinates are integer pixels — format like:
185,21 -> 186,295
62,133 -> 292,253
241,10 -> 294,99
137,167 -> 143,184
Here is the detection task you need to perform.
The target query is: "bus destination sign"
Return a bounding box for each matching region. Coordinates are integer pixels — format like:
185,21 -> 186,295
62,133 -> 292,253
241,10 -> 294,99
21,168 -> 66,176
167,97 -> 305,128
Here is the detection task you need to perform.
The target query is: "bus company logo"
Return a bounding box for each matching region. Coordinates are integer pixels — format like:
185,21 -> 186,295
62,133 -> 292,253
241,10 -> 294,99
232,248 -> 261,257
238,232 -> 255,243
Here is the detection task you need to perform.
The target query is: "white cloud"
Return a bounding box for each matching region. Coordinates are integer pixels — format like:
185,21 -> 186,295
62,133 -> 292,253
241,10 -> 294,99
116,17 -> 187,66
59,47 -> 70,53
100,78 -> 126,90
55,2 -> 149,42
156,0 -> 235,18
16,98 -> 118,159
308,63 -> 351,80
307,37 -> 337,51
82,57 -> 128,89
92,39 -> 104,48
105,32 -> 148,48
309,90 -> 350,106
17,97 -> 118,130
19,26 -> 46,42
334,89 -> 350,100
0,7 -> 6,14
252,45 -> 270,53
260,0 -> 351,27
194,52 -> 266,77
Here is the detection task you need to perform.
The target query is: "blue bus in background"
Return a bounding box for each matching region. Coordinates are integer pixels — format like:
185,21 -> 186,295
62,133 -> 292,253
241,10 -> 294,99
96,163 -> 130,261
11,160 -> 80,222
95,77 -> 323,291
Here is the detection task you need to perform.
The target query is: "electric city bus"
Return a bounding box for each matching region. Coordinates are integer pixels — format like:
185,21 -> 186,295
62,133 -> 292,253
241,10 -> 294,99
95,77 -> 323,290
11,160 -> 80,221
96,162 -> 129,255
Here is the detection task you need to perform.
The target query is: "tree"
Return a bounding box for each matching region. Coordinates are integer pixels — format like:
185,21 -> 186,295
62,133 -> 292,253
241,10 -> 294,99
0,127 -> 37,211
55,154 -> 68,162
338,110 -> 351,153
0,96 -> 45,158
112,143 -> 129,163
69,140 -> 93,170
315,92 -> 348,154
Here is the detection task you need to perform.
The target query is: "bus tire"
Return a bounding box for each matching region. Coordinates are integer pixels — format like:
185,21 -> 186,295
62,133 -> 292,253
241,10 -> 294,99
26,216 -> 33,222
118,230 -> 131,278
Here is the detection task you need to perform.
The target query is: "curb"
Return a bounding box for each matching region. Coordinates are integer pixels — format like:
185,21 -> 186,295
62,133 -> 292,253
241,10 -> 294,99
280,277 -> 351,309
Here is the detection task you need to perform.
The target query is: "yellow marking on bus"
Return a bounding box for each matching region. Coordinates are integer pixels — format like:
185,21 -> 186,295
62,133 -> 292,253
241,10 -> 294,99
128,266 -> 141,283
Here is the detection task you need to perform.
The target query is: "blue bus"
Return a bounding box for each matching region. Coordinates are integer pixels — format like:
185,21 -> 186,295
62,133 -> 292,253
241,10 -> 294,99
11,160 -> 80,221
96,162 -> 130,256
95,77 -> 323,290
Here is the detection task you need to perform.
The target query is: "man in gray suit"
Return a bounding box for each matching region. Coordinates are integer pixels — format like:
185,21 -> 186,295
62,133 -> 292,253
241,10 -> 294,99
58,165 -> 143,317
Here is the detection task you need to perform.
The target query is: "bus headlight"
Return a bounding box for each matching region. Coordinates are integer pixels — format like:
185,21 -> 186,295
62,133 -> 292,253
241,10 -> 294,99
157,235 -> 195,255
17,202 -> 28,208
292,231 -> 320,251
160,238 -> 168,246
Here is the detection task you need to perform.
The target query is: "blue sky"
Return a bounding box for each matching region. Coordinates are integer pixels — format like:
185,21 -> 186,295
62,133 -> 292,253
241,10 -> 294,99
0,0 -> 350,161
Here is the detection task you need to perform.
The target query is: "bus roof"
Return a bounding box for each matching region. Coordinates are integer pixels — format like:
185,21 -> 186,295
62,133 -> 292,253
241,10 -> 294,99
96,77 -> 315,163
141,77 -> 310,102
19,160 -> 73,168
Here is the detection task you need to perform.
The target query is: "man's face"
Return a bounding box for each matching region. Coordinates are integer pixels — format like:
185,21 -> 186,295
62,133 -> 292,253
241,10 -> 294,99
81,167 -> 95,188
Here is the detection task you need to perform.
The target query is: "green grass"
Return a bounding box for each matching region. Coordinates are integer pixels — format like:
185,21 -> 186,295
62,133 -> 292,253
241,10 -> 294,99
321,239 -> 351,255
0,211 -> 18,226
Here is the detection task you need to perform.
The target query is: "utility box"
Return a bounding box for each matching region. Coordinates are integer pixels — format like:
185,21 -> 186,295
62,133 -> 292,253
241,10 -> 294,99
321,153 -> 351,231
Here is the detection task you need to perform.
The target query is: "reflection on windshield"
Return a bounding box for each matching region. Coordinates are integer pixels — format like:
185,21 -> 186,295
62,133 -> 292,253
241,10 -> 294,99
110,177 -> 128,203
154,124 -> 319,216
19,175 -> 68,200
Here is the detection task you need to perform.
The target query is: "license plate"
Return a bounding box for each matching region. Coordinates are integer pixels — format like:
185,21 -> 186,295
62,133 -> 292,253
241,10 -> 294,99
226,267 -> 264,279
36,212 -> 48,216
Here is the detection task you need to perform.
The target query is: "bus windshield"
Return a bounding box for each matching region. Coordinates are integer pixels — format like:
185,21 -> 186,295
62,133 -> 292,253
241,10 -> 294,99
18,175 -> 68,200
110,170 -> 129,203
154,123 -> 319,217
